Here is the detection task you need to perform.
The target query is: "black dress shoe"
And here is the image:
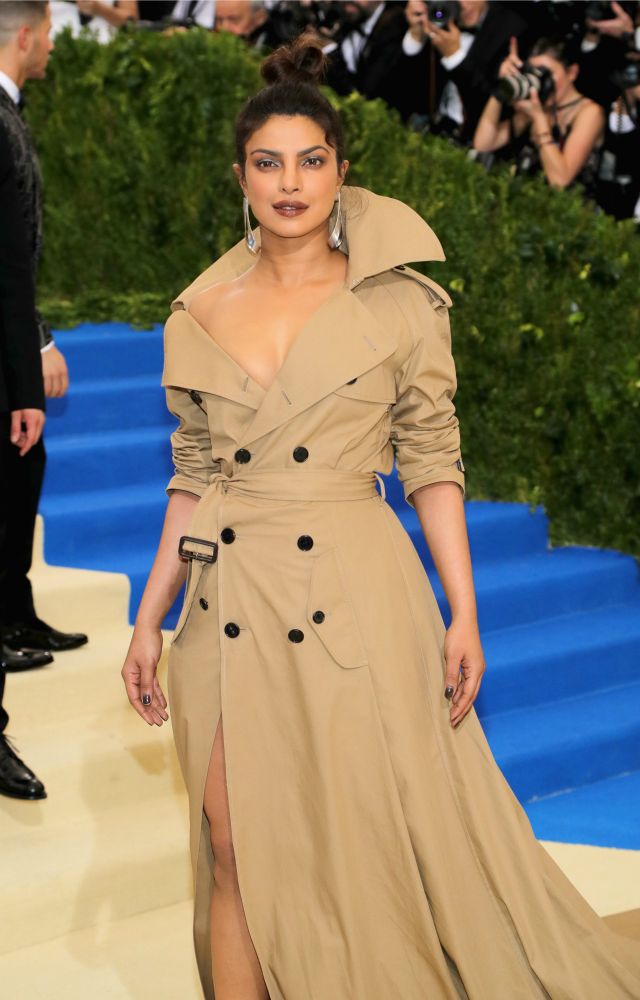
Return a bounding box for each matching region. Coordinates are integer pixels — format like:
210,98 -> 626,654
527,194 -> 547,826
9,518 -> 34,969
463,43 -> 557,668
0,735 -> 47,800
1,644 -> 54,673
4,617 -> 88,653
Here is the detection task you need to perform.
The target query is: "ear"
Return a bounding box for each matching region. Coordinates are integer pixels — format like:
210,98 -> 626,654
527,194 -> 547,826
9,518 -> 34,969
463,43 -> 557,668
17,24 -> 33,52
568,62 -> 580,84
255,9 -> 267,27
232,163 -> 247,195
337,161 -> 349,191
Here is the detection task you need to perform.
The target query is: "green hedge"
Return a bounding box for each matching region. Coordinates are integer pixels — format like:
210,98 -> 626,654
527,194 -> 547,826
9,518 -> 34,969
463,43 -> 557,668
25,28 -> 640,556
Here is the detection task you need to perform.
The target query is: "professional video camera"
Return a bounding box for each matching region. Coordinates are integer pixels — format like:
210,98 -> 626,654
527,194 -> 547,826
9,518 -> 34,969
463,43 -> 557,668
426,1 -> 459,30
494,63 -> 555,105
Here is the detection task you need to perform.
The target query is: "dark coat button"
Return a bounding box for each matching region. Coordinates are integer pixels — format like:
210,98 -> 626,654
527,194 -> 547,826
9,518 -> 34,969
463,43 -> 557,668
312,611 -> 325,624
293,447 -> 309,463
235,449 -> 251,464
200,598 -> 209,611
221,528 -> 236,544
395,264 -> 406,270
189,390 -> 202,404
224,622 -> 240,638
346,378 -> 357,385
288,629 -> 304,643
297,535 -> 314,551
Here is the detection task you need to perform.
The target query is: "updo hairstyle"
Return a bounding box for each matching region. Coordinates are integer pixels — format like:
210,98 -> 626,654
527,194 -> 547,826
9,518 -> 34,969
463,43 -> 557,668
235,38 -> 346,174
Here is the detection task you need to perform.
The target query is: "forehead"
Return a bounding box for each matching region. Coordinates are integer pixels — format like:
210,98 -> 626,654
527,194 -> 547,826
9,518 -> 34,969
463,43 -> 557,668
530,53 -> 563,71
247,115 -> 329,151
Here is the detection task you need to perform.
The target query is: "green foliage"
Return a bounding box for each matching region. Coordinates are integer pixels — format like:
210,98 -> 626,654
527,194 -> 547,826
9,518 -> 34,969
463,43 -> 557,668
26,28 -> 640,556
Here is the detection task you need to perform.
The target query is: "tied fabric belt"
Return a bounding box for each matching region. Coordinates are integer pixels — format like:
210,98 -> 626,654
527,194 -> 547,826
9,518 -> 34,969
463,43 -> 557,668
178,470 -> 385,564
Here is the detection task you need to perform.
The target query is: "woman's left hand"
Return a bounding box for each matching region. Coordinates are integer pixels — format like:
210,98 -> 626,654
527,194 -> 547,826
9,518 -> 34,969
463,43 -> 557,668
514,86 -> 546,122
443,617 -> 486,728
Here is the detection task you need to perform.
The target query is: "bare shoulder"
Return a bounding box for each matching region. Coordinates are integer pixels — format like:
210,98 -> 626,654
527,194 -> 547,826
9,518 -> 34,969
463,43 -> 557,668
188,272 -> 250,330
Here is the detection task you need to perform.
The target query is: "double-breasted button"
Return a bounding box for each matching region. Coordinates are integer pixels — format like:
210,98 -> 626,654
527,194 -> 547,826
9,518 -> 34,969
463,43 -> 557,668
288,629 -> 304,643
312,611 -> 325,624
220,528 -> 236,544
293,447 -> 309,463
235,448 -> 251,464
200,598 -> 209,611
224,622 -> 240,638
297,535 -> 314,552
346,378 -> 357,385
189,390 -> 202,404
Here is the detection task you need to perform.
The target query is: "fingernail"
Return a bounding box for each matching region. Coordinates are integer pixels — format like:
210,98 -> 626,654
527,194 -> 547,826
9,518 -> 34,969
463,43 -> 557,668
142,694 -> 151,706
444,686 -> 454,699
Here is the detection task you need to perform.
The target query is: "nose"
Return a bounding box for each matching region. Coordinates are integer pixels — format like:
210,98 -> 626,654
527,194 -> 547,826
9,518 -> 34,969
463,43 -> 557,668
280,160 -> 300,195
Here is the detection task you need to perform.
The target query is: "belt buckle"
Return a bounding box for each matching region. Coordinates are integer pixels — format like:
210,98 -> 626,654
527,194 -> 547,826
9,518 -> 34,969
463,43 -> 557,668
178,535 -> 218,563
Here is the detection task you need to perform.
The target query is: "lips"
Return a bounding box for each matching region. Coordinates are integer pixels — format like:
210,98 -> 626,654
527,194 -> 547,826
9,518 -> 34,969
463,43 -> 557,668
273,201 -> 308,217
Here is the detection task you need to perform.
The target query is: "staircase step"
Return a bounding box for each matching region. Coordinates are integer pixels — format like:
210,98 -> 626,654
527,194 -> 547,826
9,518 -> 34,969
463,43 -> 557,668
39,482 -> 170,562
0,794 -> 191,954
53,324 -> 164,380
484,681 -> 640,801
45,374 -> 174,436
525,770 -> 640,850
429,547 -> 640,630
42,427 -> 174,494
75,547 -> 184,627
476,604 -> 640,716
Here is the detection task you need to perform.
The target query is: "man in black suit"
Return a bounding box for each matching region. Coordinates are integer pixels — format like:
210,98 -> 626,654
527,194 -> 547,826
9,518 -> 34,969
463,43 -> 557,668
0,2 -> 88,664
0,118 -> 48,800
423,0 -> 528,142
324,1 -> 408,100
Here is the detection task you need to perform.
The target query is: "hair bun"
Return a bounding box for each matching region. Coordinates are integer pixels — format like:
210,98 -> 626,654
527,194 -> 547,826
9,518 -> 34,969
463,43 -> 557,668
261,38 -> 327,87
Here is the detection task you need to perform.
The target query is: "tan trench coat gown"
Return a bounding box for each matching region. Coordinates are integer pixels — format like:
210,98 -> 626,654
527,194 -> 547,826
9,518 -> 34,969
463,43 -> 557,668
162,187 -> 640,1000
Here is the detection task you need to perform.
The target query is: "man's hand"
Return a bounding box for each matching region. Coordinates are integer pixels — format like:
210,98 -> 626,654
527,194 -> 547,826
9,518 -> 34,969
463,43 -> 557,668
498,36 -> 522,79
406,1 -> 429,44
42,345 -> 69,398
424,16 -> 461,59
587,1 -> 634,38
10,409 -> 45,457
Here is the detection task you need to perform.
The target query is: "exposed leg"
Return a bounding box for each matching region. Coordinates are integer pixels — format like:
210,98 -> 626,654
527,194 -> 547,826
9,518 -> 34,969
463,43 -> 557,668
203,715 -> 269,1000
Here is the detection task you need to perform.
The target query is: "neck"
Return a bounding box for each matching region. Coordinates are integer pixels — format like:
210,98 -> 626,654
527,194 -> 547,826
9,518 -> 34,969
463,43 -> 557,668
555,85 -> 581,110
0,49 -> 25,91
254,220 -> 345,288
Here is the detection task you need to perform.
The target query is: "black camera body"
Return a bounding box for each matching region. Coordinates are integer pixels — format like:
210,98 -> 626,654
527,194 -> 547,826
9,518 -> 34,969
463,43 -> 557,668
494,63 -> 556,105
610,62 -> 640,90
585,1 -> 616,21
427,1 -> 459,31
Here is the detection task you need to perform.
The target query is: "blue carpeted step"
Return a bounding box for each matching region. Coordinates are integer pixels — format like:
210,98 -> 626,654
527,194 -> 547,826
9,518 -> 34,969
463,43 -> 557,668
42,427 -> 175,495
39,483 -> 170,562
45,375 -> 175,436
484,681 -> 640,801
54,324 -> 164,380
394,502 -> 549,566
524,770 -> 640,849
476,605 -> 640,717
428,547 -> 640,631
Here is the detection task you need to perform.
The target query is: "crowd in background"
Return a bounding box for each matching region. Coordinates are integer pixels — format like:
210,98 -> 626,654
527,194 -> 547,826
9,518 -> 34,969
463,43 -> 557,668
48,0 -> 640,223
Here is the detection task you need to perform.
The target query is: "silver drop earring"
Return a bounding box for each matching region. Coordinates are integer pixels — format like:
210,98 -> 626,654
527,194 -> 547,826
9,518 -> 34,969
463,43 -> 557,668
244,196 -> 260,254
328,191 -> 343,250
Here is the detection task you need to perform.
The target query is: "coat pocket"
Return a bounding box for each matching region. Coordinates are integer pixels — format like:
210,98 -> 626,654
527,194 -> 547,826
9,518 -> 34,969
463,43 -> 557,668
334,362 -> 396,403
307,549 -> 368,669
171,558 -> 206,645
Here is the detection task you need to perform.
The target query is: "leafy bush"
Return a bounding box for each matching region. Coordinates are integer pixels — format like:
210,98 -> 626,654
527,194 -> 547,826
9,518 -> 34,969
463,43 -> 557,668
25,28 -> 640,555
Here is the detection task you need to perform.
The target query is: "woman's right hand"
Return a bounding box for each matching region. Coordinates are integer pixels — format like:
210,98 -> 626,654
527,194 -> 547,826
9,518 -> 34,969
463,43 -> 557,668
498,36 -> 522,79
122,625 -> 169,726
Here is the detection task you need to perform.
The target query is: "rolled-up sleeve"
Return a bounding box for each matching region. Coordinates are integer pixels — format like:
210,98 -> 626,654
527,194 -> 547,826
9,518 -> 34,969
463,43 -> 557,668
165,386 -> 219,498
390,284 -> 465,506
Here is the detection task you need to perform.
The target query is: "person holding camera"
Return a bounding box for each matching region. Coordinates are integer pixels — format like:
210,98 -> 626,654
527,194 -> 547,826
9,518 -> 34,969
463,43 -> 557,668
473,36 -> 605,191
595,59 -> 640,220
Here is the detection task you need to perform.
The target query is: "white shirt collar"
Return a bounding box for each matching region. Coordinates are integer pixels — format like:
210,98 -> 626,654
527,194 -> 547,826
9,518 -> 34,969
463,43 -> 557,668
0,70 -> 21,105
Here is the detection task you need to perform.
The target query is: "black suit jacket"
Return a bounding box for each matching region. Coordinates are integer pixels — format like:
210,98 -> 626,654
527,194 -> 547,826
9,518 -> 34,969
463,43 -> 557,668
326,3 -> 407,100
447,1 -> 528,141
0,121 -> 45,414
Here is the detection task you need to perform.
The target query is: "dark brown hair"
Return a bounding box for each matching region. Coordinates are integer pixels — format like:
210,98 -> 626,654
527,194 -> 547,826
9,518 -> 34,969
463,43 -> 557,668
530,35 -> 580,69
235,38 -> 345,174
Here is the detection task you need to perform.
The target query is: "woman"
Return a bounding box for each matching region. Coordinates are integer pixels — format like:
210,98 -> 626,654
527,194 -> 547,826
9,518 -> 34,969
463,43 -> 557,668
122,40 -> 640,1000
474,36 -> 605,191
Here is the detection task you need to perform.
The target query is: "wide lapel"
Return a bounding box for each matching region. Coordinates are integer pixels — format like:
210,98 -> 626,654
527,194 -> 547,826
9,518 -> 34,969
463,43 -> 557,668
162,309 -> 265,410
239,285 -> 397,448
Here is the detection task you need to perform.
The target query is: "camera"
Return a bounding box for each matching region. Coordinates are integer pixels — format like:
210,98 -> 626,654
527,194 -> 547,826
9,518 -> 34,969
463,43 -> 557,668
585,1 -> 616,20
494,63 -> 555,105
427,1 -> 459,31
610,62 -> 640,90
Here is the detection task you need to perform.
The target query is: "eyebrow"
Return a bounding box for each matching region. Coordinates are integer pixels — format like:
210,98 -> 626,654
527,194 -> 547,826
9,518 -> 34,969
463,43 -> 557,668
249,145 -> 331,157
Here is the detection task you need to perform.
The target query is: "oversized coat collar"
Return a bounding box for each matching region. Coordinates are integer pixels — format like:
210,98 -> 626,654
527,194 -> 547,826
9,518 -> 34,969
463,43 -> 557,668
163,187 -> 445,447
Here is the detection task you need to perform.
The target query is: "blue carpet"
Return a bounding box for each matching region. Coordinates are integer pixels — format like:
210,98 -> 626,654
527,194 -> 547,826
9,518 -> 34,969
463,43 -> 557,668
39,322 -> 640,850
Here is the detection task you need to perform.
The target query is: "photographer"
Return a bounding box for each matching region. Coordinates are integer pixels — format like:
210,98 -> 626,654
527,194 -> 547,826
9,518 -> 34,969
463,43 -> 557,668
422,0 -> 527,142
321,1 -> 407,100
595,60 -> 640,219
578,1 -> 638,109
473,36 -> 605,190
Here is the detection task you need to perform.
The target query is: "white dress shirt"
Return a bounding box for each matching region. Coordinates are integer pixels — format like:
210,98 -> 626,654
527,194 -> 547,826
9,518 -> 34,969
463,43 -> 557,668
0,69 -> 20,106
332,2 -> 386,76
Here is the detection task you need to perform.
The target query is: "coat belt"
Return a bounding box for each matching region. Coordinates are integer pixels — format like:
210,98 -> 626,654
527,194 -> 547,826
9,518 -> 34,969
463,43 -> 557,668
205,470 -> 385,503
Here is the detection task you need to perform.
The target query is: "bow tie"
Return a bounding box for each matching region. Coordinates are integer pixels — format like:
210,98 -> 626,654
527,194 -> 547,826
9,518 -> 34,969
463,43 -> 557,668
460,24 -> 479,36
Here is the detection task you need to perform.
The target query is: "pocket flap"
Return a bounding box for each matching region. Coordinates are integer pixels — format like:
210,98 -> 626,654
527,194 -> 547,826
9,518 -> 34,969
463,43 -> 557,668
171,558 -> 206,644
334,362 -> 396,403
307,549 -> 367,669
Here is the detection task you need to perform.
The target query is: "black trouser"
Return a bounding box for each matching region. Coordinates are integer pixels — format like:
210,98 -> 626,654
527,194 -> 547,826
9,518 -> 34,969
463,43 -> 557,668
0,411 -> 47,734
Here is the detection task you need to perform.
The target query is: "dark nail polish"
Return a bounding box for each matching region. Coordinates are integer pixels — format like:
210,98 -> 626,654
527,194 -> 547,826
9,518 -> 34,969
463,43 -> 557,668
444,686 -> 454,699
142,694 -> 151,706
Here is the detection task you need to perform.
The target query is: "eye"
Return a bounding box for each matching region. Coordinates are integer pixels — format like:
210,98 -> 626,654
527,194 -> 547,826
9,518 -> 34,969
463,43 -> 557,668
255,158 -> 279,169
302,156 -> 325,167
